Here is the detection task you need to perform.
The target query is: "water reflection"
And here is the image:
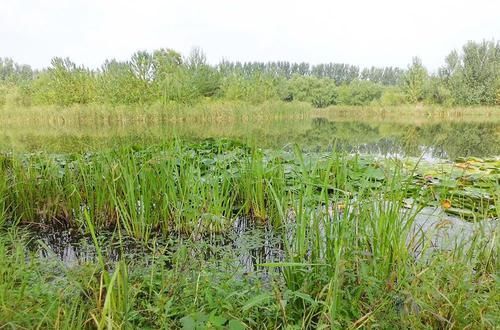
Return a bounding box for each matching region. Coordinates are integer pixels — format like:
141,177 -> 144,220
1,117 -> 498,159
27,217 -> 284,273
298,118 -> 500,159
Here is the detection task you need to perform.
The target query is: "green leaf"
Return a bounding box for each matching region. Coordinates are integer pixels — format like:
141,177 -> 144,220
180,315 -> 196,330
208,313 -> 226,327
228,319 -> 246,330
242,293 -> 272,311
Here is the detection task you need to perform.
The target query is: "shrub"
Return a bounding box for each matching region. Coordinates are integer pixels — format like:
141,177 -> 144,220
337,80 -> 383,105
284,75 -> 338,108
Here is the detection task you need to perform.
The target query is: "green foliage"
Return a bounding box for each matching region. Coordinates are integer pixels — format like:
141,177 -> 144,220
0,141 -> 497,328
0,57 -> 33,83
30,57 -> 97,106
425,77 -> 453,105
378,86 -> 407,106
221,72 -> 280,103
403,57 -> 428,103
0,83 -> 23,108
157,67 -> 199,104
186,47 -> 221,98
337,80 -> 384,105
283,75 -> 338,107
97,59 -> 145,105
2,40 -> 500,107
152,48 -> 198,104
0,84 -> 7,108
360,66 -> 405,85
439,40 -> 500,105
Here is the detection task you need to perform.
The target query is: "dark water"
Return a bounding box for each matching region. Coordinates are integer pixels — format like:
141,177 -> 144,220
26,218 -> 283,270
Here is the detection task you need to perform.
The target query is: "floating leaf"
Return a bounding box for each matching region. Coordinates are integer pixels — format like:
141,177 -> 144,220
455,163 -> 470,169
445,207 -> 477,220
180,316 -> 196,329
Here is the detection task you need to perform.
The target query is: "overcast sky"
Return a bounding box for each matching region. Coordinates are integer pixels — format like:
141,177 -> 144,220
1,0 -> 499,71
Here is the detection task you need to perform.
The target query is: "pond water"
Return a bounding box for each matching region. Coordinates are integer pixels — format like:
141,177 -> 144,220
27,218 -> 283,274
1,115 -> 499,159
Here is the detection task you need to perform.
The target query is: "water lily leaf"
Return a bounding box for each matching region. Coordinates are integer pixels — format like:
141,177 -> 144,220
455,163 -> 470,170
180,316 -> 196,329
364,167 -> 385,180
436,178 -> 457,188
466,157 -> 484,163
445,207 -> 477,220
208,314 -> 226,327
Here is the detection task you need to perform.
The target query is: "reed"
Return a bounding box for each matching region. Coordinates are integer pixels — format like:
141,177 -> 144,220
0,139 -> 498,328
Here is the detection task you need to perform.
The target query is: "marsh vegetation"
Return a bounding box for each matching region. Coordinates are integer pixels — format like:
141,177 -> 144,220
0,40 -> 499,329
1,114 -> 498,328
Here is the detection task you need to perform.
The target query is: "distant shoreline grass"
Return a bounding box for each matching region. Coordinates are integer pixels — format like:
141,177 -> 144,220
1,101 -> 499,126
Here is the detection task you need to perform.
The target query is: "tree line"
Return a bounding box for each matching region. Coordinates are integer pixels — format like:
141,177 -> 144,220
0,40 -> 498,108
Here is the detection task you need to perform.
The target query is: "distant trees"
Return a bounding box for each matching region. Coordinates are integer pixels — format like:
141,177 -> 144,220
0,57 -> 33,83
98,59 -> 143,104
439,40 -> 500,105
360,67 -> 404,85
0,40 -> 498,109
0,57 -> 34,107
221,72 -> 281,103
185,48 -> 221,98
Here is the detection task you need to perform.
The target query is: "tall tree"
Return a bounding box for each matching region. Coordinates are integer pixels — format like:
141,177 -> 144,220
440,40 -> 499,105
403,57 -> 428,103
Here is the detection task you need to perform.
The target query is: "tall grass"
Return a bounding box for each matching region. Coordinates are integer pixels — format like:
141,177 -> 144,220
1,141 -> 259,239
261,149 -> 497,328
0,140 -> 498,328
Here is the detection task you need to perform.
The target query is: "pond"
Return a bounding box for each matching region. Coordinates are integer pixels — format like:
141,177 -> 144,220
0,108 -> 498,328
1,112 -> 499,159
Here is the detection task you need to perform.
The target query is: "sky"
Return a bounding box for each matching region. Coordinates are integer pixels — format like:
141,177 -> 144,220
1,0 -> 499,71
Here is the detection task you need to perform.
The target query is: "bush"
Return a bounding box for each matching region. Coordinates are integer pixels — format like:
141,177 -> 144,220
377,87 -> 407,106
337,80 -> 383,105
425,78 -> 453,106
284,75 -> 337,108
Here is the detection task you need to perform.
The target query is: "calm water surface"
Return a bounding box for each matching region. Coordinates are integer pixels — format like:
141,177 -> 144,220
2,116 -> 498,159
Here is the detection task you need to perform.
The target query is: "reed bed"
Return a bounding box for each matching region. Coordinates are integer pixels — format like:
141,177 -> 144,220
1,102 -> 499,128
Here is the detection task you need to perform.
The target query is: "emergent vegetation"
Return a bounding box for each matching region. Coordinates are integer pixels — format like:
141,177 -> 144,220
0,140 -> 498,328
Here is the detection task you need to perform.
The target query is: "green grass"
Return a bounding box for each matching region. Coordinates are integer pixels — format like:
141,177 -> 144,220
1,102 -> 498,128
0,139 -> 498,329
